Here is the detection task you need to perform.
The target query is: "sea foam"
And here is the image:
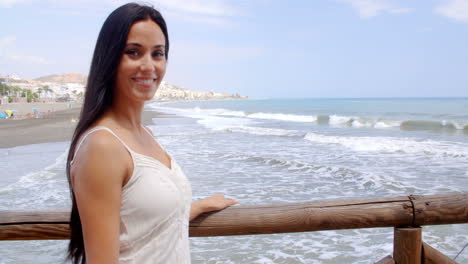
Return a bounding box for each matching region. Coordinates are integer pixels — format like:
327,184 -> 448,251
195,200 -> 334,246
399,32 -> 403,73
147,104 -> 468,133
303,132 -> 468,158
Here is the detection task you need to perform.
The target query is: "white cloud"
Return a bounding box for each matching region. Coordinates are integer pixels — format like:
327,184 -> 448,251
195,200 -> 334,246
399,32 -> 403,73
0,35 -> 49,64
164,9 -> 237,27
7,55 -> 49,64
1,0 -> 244,26
340,0 -> 391,17
38,0 -> 241,16
148,0 -> 244,27
435,0 -> 468,23
151,0 -> 240,16
0,0 -> 29,8
340,0 -> 413,18
45,0 -> 241,16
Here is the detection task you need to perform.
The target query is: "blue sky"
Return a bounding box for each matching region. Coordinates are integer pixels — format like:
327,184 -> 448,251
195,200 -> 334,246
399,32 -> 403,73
1,0 -> 467,98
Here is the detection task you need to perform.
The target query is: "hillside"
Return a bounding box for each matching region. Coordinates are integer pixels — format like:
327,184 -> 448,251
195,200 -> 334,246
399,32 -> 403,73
32,73 -> 248,100
34,73 -> 87,84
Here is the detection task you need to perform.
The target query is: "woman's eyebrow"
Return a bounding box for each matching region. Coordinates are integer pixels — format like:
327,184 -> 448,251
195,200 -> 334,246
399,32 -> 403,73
126,42 -> 165,49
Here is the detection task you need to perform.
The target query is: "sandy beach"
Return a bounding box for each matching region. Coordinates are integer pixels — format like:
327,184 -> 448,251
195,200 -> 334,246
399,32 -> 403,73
0,103 -> 163,148
0,102 -> 77,118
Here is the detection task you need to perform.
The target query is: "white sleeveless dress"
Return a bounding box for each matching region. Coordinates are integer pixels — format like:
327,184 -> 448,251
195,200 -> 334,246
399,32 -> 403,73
72,126 -> 192,264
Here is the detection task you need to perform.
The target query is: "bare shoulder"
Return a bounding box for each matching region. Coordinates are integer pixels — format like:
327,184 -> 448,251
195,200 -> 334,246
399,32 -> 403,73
71,129 -> 131,187
70,128 -> 125,263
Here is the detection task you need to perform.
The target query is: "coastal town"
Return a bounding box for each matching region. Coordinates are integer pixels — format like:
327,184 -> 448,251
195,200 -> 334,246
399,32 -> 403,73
0,72 -> 247,118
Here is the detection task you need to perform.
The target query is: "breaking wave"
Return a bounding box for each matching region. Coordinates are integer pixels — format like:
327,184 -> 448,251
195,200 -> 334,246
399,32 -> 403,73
147,104 -> 468,133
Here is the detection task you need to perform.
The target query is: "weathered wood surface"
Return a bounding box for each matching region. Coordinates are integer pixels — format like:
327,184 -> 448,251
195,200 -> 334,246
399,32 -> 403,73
0,193 -> 467,240
422,242 -> 458,264
0,224 -> 69,240
189,198 -> 413,236
374,255 -> 395,264
0,210 -> 69,240
393,227 -> 422,264
0,210 -> 69,224
411,193 -> 468,226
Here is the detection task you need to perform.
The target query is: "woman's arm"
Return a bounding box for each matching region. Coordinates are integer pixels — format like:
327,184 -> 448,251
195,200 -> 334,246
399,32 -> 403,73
190,194 -> 238,221
71,131 -> 131,264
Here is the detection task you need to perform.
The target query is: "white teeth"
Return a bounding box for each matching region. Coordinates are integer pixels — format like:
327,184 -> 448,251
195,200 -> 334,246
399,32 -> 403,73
135,79 -> 154,85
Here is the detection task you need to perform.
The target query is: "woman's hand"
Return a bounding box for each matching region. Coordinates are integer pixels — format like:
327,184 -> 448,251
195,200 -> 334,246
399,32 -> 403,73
190,193 -> 238,221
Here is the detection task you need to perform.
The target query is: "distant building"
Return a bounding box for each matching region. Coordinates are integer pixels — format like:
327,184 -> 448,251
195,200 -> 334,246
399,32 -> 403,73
0,96 -> 8,105
8,74 -> 21,81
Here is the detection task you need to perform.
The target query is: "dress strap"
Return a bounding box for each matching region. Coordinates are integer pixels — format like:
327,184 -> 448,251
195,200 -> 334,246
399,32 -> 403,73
141,125 -> 155,138
71,126 -> 133,165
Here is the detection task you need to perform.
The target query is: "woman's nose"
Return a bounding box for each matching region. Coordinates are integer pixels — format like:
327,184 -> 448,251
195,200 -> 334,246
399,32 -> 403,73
139,55 -> 154,72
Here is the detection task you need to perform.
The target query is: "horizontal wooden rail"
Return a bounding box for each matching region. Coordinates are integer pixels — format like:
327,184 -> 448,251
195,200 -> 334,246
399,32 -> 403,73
190,193 -> 467,237
0,193 -> 467,240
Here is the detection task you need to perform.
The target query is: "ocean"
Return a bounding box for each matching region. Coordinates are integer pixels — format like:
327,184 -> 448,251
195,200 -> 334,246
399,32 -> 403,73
1,98 -> 467,263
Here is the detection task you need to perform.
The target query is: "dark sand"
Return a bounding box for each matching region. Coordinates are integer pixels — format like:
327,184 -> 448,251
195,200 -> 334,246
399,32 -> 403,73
0,108 -> 163,148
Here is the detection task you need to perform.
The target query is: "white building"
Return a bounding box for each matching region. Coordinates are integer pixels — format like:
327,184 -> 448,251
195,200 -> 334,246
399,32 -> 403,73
66,83 -> 85,99
8,74 -> 21,81
0,96 -> 8,105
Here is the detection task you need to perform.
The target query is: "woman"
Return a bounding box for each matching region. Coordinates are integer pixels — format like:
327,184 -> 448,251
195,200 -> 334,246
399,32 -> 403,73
66,3 -> 237,264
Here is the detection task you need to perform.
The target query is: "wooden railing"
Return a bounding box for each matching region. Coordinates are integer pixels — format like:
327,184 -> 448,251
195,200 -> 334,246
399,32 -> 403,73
1,193 -> 467,263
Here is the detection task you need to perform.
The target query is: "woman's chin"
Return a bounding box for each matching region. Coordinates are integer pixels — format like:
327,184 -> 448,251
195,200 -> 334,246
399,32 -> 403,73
132,87 -> 158,101
141,92 -> 157,101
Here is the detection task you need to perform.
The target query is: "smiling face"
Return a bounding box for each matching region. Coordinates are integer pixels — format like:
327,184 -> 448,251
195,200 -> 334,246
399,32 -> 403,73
115,18 -> 167,103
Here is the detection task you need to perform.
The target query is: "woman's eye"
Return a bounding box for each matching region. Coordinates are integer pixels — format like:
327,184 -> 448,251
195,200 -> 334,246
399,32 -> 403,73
153,51 -> 165,57
124,49 -> 139,56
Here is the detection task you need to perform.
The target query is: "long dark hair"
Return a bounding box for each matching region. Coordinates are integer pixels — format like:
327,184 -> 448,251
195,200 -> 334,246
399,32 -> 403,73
66,3 -> 169,263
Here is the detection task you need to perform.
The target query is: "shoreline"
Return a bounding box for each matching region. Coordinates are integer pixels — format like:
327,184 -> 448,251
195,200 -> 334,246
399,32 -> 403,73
0,102 -> 79,119
0,105 -> 164,149
0,98 -> 246,149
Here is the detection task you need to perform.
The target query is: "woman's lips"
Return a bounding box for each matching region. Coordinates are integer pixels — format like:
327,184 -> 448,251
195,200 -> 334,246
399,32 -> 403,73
132,77 -> 156,88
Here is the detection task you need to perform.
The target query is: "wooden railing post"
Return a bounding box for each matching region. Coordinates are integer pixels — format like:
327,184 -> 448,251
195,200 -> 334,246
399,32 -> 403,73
393,227 -> 422,264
